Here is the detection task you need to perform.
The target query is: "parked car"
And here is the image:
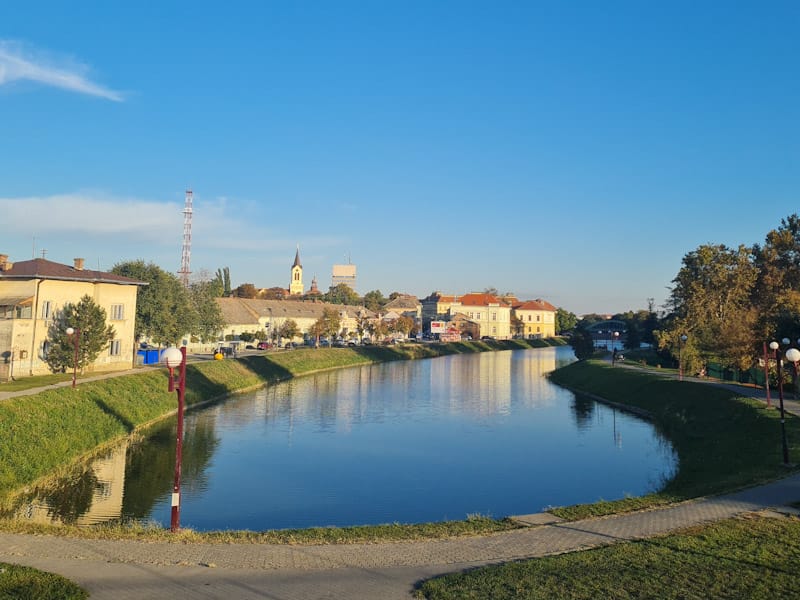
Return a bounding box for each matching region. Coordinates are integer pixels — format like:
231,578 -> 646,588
245,344 -> 256,349
257,341 -> 272,350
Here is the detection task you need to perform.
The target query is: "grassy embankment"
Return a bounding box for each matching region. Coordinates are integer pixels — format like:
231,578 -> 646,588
0,562 -> 88,600
547,359 -> 800,520
416,514 -> 800,599
0,338 -> 562,543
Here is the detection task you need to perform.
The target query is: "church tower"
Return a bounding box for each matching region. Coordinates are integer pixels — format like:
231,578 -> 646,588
289,246 -> 304,295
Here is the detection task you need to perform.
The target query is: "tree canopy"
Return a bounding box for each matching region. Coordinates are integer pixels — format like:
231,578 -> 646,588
46,295 -> 115,373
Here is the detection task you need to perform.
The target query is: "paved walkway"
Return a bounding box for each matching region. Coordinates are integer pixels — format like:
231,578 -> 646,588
2,359 -> 800,598
1,474 -> 799,599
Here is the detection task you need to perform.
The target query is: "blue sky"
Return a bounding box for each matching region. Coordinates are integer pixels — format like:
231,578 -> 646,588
1,1 -> 797,315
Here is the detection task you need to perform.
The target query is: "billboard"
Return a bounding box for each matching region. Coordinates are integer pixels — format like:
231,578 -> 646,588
430,321 -> 447,334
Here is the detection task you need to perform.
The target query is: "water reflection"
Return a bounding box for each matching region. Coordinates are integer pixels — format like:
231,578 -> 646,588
10,347 -> 677,530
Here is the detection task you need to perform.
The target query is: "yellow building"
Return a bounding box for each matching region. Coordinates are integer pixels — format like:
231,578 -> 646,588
448,293 -> 511,339
512,299 -> 557,339
0,255 -> 145,380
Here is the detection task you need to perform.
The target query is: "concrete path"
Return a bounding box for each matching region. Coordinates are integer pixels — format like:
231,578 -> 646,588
1,473 -> 799,599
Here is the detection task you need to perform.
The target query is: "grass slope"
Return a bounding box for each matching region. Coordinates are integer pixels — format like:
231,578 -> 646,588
547,360 -> 800,518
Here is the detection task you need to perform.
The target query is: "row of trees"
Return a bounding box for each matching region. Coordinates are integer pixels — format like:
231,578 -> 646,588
567,214 -> 800,374
111,261 -> 226,346
656,215 -> 800,373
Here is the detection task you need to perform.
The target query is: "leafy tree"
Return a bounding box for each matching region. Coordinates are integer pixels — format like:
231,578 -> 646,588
262,287 -> 288,300
215,267 -> 232,297
555,308 -> 578,333
393,315 -> 415,336
324,283 -> 361,306
112,260 -> 194,346
511,314 -> 524,337
663,243 -> 758,370
233,283 -> 259,299
46,295 -> 115,373
278,319 -> 299,343
188,279 -> 226,342
363,289 -> 387,311
753,214 -> 800,343
569,325 -> 596,361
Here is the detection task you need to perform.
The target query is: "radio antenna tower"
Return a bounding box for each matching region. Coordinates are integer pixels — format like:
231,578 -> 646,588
178,189 -> 193,287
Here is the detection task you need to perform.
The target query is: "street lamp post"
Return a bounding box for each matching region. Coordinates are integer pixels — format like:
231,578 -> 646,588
611,331 -> 619,365
65,327 -> 80,388
787,346 -> 800,402
161,346 -> 187,532
769,340 -> 790,466
678,334 -> 688,381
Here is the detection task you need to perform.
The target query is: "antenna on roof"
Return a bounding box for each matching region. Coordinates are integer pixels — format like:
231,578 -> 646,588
41,249 -> 47,259
178,189 -> 193,287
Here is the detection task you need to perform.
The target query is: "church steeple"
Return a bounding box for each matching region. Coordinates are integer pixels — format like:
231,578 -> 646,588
293,245 -> 302,268
289,245 -> 304,295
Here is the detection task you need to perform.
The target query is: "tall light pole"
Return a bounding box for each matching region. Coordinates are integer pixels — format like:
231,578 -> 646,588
65,327 -> 80,388
678,334 -> 687,381
769,340 -> 790,466
161,346 -> 187,532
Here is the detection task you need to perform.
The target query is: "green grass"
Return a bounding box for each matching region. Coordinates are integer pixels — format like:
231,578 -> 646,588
0,514 -> 521,544
547,360 -> 800,519
416,514 -> 800,599
0,373 -> 75,392
0,562 -> 87,600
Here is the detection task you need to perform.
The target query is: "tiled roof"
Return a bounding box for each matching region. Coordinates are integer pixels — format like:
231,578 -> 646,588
457,293 -> 505,307
0,258 -> 146,285
513,299 -> 557,312
384,296 -> 420,310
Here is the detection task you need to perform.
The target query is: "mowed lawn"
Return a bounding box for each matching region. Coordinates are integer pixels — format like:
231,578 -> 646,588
417,514 -> 800,599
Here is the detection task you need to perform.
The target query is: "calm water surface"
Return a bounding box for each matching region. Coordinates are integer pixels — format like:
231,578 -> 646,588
17,347 -> 677,530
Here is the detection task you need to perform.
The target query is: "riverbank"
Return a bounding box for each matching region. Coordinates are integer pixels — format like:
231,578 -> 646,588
548,359 -> 800,519
0,338 -> 564,509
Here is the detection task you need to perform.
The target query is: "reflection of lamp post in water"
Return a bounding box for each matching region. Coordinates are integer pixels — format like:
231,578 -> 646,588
65,327 -> 81,388
161,346 -> 187,532
769,340 -> 790,466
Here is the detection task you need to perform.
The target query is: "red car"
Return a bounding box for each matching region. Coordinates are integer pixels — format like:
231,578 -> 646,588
257,342 -> 273,350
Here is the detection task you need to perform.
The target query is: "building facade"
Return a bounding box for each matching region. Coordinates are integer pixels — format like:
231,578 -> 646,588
448,293 -> 511,339
0,255 -> 145,380
511,299 -> 557,339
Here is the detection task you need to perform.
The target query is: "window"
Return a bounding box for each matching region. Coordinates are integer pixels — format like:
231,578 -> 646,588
111,304 -> 124,320
491,312 -> 496,321
41,301 -> 52,320
527,315 -> 531,321
15,304 -> 32,319
110,340 -> 121,356
42,340 -> 50,357
537,315 -> 541,322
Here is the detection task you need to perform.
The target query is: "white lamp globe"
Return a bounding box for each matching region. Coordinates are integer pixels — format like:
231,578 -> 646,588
66,327 -> 75,335
786,348 -> 800,363
161,347 -> 183,369
770,341 -> 779,351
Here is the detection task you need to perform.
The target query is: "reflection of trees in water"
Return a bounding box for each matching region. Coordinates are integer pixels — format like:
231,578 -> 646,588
122,417 -> 219,519
571,394 -> 596,430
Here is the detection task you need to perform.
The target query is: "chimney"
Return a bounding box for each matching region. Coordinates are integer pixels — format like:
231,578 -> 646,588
0,255 -> 10,272
74,258 -> 85,271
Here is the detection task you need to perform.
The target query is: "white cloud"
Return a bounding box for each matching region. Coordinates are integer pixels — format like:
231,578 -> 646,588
0,192 -> 179,239
0,40 -> 123,101
0,191 -> 347,251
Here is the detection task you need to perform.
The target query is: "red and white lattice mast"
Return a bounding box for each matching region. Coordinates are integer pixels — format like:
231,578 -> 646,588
178,189 -> 193,287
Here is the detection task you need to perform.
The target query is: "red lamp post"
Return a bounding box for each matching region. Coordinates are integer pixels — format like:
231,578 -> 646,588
161,346 -> 187,532
65,327 -> 80,388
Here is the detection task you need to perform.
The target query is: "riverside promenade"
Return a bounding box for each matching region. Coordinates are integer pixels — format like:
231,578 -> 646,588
1,365 -> 799,599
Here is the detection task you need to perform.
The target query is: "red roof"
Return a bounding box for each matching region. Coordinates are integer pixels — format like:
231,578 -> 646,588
0,258 -> 146,285
513,299 -> 557,312
457,293 -> 505,307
